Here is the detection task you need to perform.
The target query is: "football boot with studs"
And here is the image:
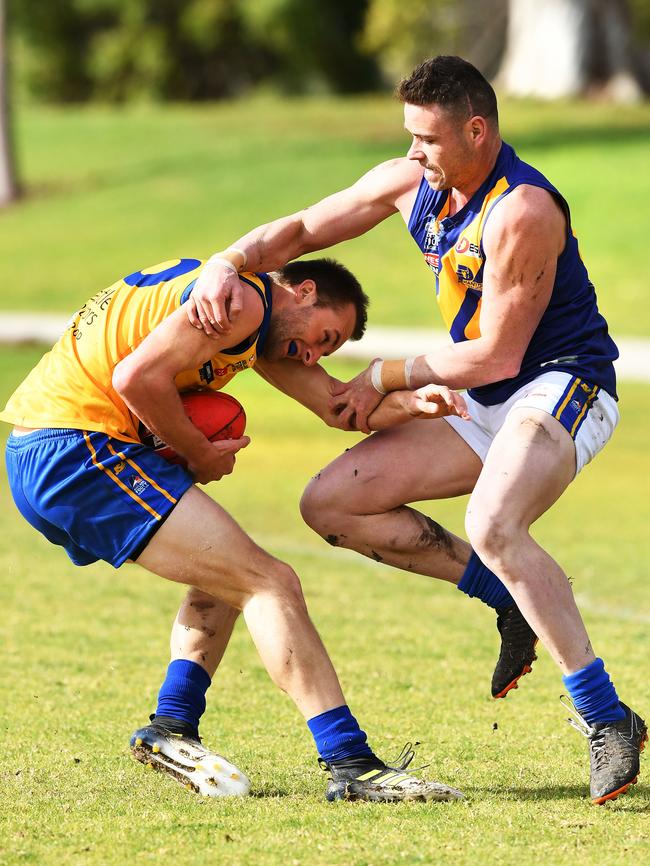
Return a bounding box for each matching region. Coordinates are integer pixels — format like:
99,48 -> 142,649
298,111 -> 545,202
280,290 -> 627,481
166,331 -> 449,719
320,742 -> 464,803
130,717 -> 250,797
562,696 -> 647,804
492,603 -> 538,699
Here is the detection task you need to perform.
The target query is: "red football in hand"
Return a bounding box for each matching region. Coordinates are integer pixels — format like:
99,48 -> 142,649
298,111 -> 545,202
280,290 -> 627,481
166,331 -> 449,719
140,390 -> 246,467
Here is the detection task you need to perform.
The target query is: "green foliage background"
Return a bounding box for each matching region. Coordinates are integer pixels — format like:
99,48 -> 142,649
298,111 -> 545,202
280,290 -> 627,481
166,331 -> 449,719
10,0 -> 378,102
9,0 -> 650,103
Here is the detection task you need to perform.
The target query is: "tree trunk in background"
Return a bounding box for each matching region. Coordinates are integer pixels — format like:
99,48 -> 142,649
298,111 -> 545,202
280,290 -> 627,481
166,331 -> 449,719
0,0 -> 19,207
497,0 -> 644,101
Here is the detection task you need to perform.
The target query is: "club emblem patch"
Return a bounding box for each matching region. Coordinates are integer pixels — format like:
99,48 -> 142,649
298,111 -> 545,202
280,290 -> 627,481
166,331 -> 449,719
129,474 -> 149,495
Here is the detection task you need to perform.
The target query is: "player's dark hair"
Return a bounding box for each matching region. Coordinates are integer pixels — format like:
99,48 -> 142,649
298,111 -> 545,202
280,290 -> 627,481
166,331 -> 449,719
397,55 -> 498,124
276,258 -> 368,341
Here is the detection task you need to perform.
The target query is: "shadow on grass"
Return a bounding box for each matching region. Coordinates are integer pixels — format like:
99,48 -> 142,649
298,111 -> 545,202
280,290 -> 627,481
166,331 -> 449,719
249,788 -> 292,798
465,783 -> 650,810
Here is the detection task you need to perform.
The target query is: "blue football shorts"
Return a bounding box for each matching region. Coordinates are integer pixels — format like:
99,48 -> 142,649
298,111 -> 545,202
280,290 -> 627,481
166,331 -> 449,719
5,428 -> 194,567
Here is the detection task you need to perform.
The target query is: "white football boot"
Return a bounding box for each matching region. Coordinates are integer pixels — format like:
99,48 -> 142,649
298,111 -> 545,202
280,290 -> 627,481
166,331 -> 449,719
130,721 -> 251,797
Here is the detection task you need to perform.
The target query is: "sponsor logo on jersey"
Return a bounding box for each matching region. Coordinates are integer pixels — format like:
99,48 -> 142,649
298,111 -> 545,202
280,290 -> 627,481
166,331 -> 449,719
424,216 -> 440,251
456,264 -> 483,290
455,237 -> 481,257
424,252 -> 440,273
129,474 -> 149,495
199,361 -> 215,384
214,359 -> 252,377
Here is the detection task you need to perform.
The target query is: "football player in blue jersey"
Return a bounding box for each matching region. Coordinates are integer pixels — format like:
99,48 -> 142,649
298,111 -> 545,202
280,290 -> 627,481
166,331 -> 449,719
187,56 -> 646,805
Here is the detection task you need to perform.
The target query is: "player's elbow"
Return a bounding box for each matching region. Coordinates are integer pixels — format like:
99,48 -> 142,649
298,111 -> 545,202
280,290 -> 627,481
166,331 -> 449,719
112,359 -> 143,401
484,349 -> 523,383
499,356 -> 522,380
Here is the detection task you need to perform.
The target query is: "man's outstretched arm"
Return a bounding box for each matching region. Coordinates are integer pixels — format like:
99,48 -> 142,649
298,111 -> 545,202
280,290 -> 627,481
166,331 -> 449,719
254,358 -> 468,432
187,158 -> 422,335
330,184 -> 567,431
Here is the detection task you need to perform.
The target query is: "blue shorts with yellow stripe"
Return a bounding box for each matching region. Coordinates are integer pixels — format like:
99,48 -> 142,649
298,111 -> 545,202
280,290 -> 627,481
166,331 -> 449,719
5,428 -> 193,567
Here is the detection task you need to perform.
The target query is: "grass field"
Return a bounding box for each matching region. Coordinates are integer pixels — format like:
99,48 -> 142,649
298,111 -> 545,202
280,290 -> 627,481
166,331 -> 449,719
1,95 -> 650,335
1,345 -> 649,866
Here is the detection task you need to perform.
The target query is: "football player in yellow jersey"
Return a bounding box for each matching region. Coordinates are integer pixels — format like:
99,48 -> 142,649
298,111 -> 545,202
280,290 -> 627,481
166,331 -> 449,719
186,57 -> 646,804
2,255 -> 468,802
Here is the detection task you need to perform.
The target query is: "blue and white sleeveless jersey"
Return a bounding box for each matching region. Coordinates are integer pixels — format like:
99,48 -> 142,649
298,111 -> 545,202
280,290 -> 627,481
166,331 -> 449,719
407,142 -> 618,405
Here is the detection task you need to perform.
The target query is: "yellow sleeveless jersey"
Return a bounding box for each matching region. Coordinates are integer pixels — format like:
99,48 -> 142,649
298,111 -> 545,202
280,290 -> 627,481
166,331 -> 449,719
0,258 -> 272,442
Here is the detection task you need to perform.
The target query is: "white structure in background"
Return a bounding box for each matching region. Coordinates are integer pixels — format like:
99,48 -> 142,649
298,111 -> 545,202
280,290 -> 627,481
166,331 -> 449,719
497,0 -> 643,102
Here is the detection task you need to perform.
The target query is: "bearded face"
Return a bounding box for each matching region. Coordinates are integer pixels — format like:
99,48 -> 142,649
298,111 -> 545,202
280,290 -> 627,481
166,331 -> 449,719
261,300 -> 355,366
261,306 -> 313,362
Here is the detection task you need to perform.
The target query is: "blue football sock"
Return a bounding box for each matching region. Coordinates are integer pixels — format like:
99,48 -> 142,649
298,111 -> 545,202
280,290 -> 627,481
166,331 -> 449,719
563,657 -> 625,725
307,705 -> 373,762
457,550 -> 514,610
155,659 -> 212,735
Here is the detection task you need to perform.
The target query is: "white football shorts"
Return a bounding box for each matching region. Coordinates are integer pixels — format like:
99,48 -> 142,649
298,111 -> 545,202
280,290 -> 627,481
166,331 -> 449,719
443,371 -> 619,476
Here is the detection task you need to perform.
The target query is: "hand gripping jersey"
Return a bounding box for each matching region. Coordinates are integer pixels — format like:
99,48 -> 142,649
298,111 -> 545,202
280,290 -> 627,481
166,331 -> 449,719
408,142 -> 619,405
0,258 -> 272,442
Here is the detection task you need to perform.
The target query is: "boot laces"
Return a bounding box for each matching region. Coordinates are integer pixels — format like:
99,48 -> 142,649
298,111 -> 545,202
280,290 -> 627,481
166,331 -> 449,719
319,742 -> 430,777
387,742 -> 429,774
561,696 -> 629,772
560,694 -> 596,739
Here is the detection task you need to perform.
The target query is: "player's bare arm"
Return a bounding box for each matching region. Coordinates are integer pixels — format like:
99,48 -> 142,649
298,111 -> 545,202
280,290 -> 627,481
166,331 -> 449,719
187,158 -> 422,335
254,358 -> 350,427
368,385 -> 470,429
113,283 -> 263,482
255,357 -> 469,432
331,185 -> 567,431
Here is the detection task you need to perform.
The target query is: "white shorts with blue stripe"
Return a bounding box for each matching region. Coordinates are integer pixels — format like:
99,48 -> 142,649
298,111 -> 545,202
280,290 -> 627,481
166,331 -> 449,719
443,371 -> 619,476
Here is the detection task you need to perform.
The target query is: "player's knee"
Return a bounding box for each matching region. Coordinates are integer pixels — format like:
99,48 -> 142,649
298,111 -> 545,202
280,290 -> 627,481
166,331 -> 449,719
265,561 -> 307,609
300,476 -> 338,534
465,507 -> 515,569
225,546 -> 305,609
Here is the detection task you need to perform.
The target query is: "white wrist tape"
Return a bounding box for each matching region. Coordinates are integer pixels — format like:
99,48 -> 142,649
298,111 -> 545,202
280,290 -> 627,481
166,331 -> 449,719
207,255 -> 239,274
404,357 -> 416,390
370,359 -> 387,395
207,247 -> 248,273
228,246 -> 248,269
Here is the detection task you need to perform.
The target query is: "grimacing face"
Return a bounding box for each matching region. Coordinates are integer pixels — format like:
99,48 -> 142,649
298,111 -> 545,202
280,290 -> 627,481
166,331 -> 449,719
262,300 -> 356,366
403,102 -> 477,192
